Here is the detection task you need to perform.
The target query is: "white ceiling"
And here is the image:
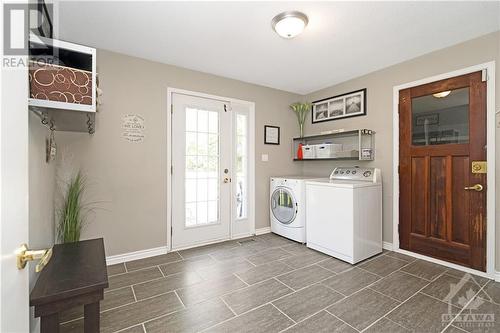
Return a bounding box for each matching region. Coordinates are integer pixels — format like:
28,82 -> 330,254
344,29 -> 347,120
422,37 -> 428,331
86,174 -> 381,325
56,1 -> 500,95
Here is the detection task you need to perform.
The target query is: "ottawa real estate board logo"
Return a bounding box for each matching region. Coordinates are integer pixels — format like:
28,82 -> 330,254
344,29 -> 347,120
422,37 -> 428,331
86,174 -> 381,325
441,273 -> 495,331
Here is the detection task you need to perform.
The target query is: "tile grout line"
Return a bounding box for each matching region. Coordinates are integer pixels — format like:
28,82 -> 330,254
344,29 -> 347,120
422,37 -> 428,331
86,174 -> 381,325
131,285 -> 138,302
270,303 -> 297,324
219,296 -> 238,316
109,306 -> 187,333
367,287 -> 404,305
244,258 -> 258,267
232,272 -> 250,287
385,316 -> 414,331
141,323 -> 147,333
174,290 -> 187,309
325,309 -> 361,332
109,259 -> 184,279
199,302 -> 271,332
271,277 -> 297,292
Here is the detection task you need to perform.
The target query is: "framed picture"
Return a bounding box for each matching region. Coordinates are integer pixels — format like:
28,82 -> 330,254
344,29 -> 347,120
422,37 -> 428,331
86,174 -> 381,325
415,113 -> 439,126
264,125 -> 280,145
312,88 -> 366,123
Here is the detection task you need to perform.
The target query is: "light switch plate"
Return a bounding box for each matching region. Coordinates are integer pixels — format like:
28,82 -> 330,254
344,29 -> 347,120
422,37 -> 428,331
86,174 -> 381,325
261,154 -> 269,162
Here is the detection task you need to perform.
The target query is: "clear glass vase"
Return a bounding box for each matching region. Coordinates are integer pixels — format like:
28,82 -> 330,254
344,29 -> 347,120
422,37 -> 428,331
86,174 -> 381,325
299,123 -> 304,138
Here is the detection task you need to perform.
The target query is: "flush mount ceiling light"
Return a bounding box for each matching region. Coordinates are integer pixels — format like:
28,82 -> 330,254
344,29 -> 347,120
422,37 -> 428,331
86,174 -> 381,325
433,90 -> 451,98
271,11 -> 308,39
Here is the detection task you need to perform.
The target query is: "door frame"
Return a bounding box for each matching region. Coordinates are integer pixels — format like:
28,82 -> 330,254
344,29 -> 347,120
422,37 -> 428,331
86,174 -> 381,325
392,61 -> 496,278
166,88 -> 256,251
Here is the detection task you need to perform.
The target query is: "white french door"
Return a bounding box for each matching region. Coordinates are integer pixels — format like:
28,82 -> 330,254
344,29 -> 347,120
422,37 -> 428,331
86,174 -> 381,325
171,93 -> 233,249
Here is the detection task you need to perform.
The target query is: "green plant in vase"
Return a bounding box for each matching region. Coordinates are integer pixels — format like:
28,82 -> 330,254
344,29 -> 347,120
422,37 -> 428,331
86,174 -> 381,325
290,102 -> 311,138
57,171 -> 94,243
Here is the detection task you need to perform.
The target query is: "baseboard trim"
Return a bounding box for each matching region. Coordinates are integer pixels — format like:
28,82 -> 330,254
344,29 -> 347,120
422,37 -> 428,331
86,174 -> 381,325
495,271 -> 500,282
106,246 -> 168,265
255,227 -> 271,235
382,242 -> 393,251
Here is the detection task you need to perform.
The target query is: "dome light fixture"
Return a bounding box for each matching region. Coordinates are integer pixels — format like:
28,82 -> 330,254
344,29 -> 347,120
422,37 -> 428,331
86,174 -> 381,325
272,11 -> 308,39
433,90 -> 451,98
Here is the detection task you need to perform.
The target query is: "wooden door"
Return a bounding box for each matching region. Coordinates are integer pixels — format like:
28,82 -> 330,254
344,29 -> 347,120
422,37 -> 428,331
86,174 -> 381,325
399,71 -> 487,271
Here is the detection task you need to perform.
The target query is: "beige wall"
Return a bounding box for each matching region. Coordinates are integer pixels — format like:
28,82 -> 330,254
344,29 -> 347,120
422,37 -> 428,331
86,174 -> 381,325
302,31 -> 500,267
57,49 -> 302,256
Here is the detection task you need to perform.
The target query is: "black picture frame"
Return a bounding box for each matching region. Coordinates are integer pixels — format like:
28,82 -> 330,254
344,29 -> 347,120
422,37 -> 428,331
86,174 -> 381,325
37,1 -> 53,38
311,88 -> 367,124
264,125 -> 280,145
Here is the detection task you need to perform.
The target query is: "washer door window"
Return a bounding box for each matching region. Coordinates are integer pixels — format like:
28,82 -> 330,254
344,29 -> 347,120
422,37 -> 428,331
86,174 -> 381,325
271,188 -> 297,225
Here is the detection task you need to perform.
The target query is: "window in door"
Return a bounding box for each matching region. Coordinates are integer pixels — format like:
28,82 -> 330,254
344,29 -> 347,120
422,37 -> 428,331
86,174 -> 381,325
411,87 -> 469,146
185,107 -> 220,227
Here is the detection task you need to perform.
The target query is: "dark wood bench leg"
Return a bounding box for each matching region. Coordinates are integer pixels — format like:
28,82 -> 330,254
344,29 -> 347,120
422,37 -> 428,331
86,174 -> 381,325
84,301 -> 100,333
41,313 -> 59,333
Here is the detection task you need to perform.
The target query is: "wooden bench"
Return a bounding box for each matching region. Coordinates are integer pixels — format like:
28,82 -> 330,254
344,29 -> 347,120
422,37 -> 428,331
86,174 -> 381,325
30,238 -> 109,333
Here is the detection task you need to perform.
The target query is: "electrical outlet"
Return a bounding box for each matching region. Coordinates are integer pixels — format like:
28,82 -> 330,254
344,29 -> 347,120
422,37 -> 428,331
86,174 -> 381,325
261,154 -> 269,162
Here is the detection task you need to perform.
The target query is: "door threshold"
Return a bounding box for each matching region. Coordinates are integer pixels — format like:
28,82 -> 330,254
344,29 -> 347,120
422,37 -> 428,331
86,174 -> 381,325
394,248 -> 493,280
171,232 -> 258,252
172,237 -> 232,252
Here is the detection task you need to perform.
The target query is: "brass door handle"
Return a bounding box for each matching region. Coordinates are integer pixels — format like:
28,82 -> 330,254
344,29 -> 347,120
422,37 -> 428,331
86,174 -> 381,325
464,184 -> 483,192
16,244 -> 53,272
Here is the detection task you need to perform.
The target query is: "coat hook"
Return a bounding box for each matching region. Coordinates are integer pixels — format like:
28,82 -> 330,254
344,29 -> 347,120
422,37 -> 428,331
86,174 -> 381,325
41,112 -> 49,126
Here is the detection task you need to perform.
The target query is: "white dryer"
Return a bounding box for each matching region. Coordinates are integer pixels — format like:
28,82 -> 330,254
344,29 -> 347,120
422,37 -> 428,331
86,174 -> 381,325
305,167 -> 382,264
270,176 -> 324,243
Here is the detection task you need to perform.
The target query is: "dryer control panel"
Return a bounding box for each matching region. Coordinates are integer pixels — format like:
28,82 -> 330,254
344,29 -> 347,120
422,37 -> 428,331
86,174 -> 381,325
329,167 -> 381,183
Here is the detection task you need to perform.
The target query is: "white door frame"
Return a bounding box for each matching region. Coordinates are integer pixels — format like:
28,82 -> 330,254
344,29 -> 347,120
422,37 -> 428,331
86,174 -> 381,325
166,88 -> 255,251
392,61 -> 496,278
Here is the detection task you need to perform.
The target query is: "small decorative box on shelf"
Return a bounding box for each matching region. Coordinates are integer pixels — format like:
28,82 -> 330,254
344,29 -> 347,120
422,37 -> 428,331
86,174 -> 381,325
293,129 -> 375,161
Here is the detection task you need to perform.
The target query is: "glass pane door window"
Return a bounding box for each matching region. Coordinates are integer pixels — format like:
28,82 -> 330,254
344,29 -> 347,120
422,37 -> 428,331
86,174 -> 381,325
185,108 -> 220,227
411,87 -> 469,146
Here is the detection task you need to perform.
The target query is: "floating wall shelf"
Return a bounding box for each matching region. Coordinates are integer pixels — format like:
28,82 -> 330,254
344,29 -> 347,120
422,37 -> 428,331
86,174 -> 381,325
293,129 -> 375,161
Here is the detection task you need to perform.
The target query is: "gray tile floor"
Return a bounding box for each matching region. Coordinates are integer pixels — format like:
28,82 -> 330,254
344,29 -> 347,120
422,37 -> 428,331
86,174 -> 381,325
60,233 -> 500,333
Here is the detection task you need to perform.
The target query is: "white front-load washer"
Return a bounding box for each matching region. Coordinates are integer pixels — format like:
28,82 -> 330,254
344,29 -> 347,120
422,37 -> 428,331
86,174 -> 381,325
270,176 -> 323,243
306,167 -> 383,264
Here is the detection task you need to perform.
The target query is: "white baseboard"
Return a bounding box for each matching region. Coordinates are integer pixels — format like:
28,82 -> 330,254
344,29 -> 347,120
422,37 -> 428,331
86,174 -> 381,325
106,246 -> 168,266
495,271 -> 500,282
255,227 -> 271,235
383,241 -> 393,251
